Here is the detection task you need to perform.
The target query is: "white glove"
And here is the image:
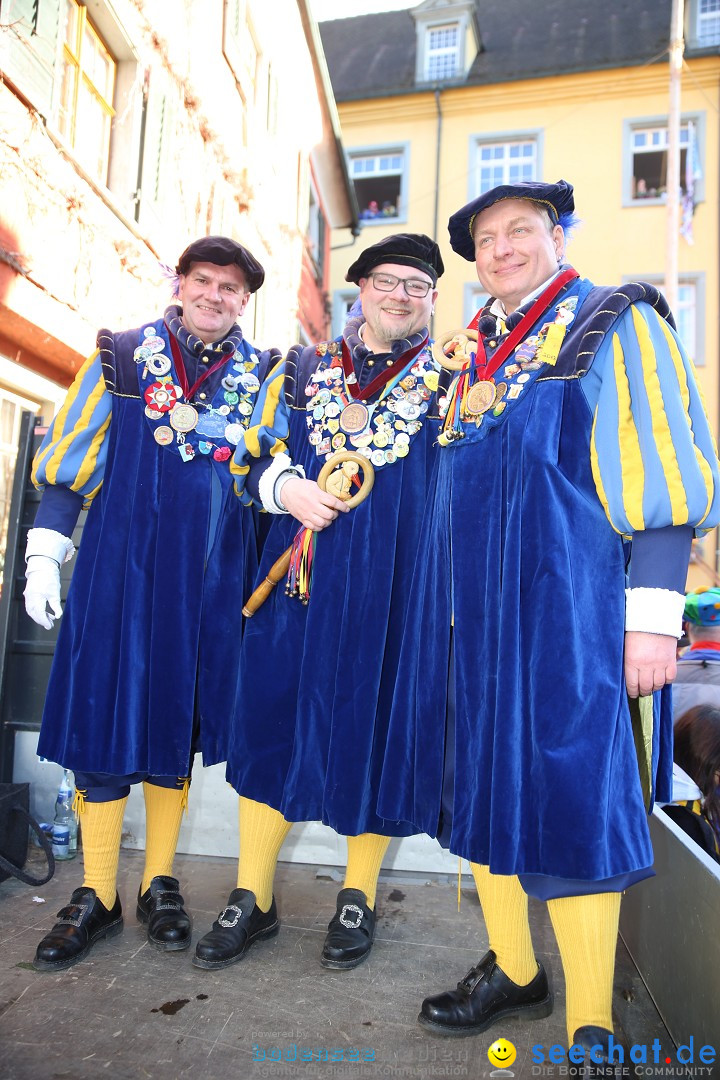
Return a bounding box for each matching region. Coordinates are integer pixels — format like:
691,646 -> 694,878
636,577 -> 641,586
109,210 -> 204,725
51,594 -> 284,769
24,556 -> 63,629
24,527 -> 75,629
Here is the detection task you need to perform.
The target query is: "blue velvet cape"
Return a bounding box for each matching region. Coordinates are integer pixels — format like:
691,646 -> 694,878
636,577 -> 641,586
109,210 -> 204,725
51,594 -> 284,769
36,320 -> 264,776
226,341 -> 444,836
377,282 -> 678,884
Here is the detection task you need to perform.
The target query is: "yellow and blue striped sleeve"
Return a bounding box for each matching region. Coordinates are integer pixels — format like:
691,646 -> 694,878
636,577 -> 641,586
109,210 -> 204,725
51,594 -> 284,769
230,355 -> 291,502
588,302 -> 719,536
31,349 -> 112,503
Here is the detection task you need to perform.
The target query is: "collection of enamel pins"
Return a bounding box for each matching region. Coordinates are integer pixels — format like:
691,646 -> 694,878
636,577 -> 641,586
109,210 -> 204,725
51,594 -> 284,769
135,325 -> 260,460
303,342 -> 440,470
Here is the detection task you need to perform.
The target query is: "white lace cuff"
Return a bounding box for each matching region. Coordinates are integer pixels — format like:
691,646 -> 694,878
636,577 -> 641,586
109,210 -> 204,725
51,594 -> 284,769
25,527 -> 75,565
257,453 -> 305,513
625,587 -> 686,637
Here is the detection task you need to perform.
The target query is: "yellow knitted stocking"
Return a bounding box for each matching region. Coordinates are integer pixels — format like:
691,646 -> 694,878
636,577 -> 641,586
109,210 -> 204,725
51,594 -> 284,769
80,797 -> 128,909
141,781 -> 188,893
344,833 -> 391,909
470,863 -> 538,985
236,797 -> 292,912
547,891 -> 621,1043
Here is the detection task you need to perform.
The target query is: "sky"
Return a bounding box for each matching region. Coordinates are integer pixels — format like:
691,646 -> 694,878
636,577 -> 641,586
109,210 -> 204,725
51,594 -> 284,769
311,0 -> 415,21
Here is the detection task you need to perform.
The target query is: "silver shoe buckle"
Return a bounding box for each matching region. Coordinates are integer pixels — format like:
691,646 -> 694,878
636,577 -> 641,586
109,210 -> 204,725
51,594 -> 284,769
339,903 -> 364,929
218,904 -> 243,928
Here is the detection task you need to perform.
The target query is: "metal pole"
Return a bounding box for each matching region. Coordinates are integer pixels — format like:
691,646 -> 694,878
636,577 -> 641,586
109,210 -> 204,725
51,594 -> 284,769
665,0 -> 685,315
431,87 -> 443,340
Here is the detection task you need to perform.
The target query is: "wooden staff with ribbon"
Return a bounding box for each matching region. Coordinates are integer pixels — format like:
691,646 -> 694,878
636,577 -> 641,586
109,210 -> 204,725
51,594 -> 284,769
242,450 -> 375,617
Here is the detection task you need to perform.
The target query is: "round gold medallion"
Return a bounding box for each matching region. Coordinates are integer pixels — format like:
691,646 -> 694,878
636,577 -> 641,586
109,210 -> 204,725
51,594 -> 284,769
465,380 -> 496,417
339,402 -> 369,434
169,404 -> 199,433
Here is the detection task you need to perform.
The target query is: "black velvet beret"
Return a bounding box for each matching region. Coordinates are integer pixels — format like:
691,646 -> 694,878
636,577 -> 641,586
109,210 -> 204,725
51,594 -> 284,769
448,180 -> 575,261
176,235 -> 265,292
345,233 -> 444,285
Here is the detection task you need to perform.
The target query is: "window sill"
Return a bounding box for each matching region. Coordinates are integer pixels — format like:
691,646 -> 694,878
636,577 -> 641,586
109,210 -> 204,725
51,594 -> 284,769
359,215 -> 408,228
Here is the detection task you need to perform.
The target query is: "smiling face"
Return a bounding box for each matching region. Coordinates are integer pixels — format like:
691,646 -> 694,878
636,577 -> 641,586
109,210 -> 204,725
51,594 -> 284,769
359,262 -> 437,353
472,199 -> 564,313
488,1039 -> 517,1069
177,261 -> 250,344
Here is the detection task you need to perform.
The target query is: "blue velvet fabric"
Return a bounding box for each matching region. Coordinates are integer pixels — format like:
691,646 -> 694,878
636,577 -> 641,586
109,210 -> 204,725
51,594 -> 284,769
36,324 -> 262,776
378,287 -> 675,883
73,771 -> 190,802
34,485 -> 85,536
226,342 -> 443,837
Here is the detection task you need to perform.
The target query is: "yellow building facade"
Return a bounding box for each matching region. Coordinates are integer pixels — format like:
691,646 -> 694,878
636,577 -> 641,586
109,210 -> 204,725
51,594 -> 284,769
323,3 -> 720,584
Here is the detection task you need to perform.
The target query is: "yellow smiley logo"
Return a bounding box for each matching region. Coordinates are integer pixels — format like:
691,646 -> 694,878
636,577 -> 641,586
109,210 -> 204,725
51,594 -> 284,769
488,1038 -> 517,1068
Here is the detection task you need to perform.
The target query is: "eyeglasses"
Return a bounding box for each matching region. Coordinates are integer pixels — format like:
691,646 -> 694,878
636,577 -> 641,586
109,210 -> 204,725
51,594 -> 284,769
367,272 -> 433,298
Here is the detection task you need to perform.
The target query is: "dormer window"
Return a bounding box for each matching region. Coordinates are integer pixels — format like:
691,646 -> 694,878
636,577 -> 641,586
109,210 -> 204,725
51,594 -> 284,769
413,0 -> 479,86
697,0 -> 720,44
425,23 -> 460,81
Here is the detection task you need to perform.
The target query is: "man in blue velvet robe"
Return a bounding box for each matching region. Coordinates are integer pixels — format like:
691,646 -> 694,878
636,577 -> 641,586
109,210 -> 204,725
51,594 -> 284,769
374,182 -> 720,1065
190,234 -> 447,974
24,236 -> 271,972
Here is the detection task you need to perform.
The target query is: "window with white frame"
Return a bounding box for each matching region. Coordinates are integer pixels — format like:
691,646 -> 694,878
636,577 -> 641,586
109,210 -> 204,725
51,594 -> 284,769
222,0 -> 260,104
333,290 -> 360,337
350,148 -> 406,223
675,281 -> 699,365
630,124 -> 695,200
464,285 -> 490,328
425,23 -> 460,81
474,139 -> 537,196
307,181 -> 326,283
629,274 -> 705,367
57,0 -> 116,185
697,0 -> 720,44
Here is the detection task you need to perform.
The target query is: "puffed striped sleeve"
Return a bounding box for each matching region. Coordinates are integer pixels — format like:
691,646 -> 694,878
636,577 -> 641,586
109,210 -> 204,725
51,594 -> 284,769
31,349 -> 112,504
587,301 -> 720,536
230,353 -> 292,502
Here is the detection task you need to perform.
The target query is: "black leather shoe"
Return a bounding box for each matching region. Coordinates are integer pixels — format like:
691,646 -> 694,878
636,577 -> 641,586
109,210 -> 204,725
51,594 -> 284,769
321,888 -> 376,969
33,887 -> 123,971
192,888 -> 279,970
136,875 -> 192,951
571,1027 -> 636,1079
418,950 -> 552,1036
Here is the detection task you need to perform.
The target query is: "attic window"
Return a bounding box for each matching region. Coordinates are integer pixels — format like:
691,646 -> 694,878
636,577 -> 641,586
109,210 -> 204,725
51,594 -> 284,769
425,23 -> 460,81
697,0 -> 720,44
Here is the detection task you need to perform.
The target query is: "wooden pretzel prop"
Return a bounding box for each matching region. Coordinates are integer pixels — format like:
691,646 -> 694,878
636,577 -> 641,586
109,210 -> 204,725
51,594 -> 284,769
242,450 -> 375,617
431,329 -> 479,371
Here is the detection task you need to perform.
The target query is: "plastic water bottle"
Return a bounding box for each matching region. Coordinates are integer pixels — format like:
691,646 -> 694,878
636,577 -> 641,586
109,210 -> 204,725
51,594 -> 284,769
53,769 -> 77,859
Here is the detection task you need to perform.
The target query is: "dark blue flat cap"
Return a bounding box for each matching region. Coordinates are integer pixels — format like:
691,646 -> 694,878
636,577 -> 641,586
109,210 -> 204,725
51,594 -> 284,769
345,232 -> 444,285
176,235 -> 265,292
448,180 -> 575,261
